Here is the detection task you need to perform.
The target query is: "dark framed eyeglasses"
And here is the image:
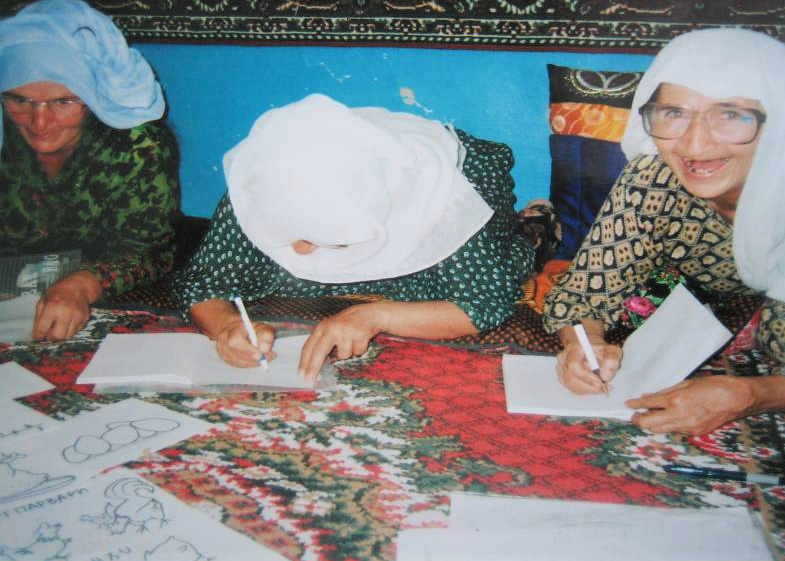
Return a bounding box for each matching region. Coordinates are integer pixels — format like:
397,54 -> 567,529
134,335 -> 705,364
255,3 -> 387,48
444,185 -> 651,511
639,102 -> 766,145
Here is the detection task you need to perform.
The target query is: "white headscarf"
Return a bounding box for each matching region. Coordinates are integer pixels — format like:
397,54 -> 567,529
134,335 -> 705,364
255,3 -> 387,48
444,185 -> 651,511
226,94 -> 493,284
621,28 -> 785,302
0,0 -> 164,154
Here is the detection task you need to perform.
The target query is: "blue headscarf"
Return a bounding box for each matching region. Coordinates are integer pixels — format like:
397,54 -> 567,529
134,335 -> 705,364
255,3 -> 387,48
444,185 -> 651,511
0,0 -> 164,152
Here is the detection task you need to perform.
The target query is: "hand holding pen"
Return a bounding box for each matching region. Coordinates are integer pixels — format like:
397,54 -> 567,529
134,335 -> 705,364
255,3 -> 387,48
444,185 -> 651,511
555,321 -> 621,395
572,323 -> 609,396
233,297 -> 270,370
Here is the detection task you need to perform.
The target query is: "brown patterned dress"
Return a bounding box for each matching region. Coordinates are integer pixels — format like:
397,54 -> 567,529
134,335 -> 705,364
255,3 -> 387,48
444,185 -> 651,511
542,154 -> 785,363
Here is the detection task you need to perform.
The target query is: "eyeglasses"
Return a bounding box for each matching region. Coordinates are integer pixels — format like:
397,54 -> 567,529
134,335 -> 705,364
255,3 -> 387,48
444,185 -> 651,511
1,92 -> 85,119
639,103 -> 766,145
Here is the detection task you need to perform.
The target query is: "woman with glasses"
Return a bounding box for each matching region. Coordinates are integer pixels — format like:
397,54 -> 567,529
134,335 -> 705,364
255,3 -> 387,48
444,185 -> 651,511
173,93 -> 535,380
542,28 -> 785,435
0,0 -> 179,341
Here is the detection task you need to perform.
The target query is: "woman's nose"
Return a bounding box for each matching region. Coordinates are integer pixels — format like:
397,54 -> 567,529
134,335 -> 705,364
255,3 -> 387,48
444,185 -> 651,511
677,113 -> 717,156
30,104 -> 54,130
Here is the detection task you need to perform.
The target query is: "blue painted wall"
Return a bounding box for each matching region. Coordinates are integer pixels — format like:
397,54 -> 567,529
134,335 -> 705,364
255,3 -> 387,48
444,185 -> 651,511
136,44 -> 653,218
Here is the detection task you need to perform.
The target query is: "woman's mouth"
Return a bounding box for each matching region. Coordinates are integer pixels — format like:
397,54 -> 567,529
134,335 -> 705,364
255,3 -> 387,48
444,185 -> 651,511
681,157 -> 729,177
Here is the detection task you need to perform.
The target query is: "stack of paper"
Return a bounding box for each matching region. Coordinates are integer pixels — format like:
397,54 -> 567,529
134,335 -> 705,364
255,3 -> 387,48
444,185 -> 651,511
503,284 -> 733,419
396,493 -> 770,561
77,333 -> 335,392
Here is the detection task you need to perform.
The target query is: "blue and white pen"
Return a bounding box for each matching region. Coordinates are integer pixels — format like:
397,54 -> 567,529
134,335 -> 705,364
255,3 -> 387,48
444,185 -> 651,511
573,323 -> 609,396
233,296 -> 268,370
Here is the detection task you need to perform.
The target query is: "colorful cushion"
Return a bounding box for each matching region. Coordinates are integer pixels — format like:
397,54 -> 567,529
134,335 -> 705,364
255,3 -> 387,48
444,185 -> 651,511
547,63 -> 642,260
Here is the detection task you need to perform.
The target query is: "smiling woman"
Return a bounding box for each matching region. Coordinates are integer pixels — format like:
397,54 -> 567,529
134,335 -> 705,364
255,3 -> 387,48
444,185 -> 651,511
2,82 -> 89,177
641,83 -> 765,222
0,0 -> 180,342
542,27 -> 785,436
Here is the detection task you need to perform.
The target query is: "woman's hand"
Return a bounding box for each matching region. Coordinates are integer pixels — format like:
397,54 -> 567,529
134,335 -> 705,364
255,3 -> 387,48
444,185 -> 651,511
299,303 -> 385,381
626,376 -> 757,435
190,298 -> 275,368
298,300 -> 477,381
33,271 -> 102,341
556,340 -> 621,394
555,320 -> 621,395
215,318 -> 276,368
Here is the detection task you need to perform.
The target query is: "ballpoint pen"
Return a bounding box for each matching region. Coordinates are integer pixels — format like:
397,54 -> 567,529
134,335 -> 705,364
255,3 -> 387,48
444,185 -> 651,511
233,296 -> 269,371
664,463 -> 783,486
572,323 -> 609,396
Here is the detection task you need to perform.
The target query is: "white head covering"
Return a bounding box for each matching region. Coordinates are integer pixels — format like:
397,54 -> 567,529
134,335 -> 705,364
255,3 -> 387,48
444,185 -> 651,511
226,94 -> 493,283
0,0 -> 164,154
621,28 -> 785,301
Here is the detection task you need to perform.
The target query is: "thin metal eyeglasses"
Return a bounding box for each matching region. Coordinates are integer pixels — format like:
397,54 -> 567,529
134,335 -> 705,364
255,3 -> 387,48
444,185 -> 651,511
1,92 -> 86,118
639,102 -> 766,145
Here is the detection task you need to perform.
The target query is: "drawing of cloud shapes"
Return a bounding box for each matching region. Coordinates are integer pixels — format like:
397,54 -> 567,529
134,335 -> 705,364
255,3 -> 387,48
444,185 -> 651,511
144,536 -> 208,561
63,434 -> 111,463
129,418 -> 180,436
102,423 -> 144,447
62,417 -> 181,463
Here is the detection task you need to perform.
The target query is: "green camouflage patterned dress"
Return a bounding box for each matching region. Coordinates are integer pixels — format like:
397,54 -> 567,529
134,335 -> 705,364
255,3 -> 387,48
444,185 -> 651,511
0,114 -> 180,298
173,129 -> 535,332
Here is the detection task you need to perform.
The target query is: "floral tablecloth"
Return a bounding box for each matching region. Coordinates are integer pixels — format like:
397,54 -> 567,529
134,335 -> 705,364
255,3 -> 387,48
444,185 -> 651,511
3,306 -> 784,561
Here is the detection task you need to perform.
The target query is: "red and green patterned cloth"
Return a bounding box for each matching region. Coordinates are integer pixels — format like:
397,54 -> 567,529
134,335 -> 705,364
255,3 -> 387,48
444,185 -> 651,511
3,308 -> 783,561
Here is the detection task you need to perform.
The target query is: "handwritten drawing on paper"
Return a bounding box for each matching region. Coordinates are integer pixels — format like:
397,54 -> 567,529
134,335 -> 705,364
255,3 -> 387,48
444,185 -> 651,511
0,469 -> 286,561
0,451 -> 75,506
81,477 -> 168,534
0,402 -> 56,445
62,418 -> 180,464
0,399 -> 213,509
144,536 -> 210,561
0,521 -> 72,560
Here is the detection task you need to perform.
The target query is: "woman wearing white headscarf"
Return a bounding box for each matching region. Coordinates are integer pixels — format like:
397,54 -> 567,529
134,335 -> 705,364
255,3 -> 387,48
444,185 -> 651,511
173,93 -> 534,379
0,0 -> 179,341
542,28 -> 785,435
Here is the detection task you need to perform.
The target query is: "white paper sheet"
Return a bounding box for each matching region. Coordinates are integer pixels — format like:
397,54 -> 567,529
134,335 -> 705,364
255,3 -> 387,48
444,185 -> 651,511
0,361 -> 54,399
77,333 -> 332,391
0,468 -> 286,561
0,401 -> 57,445
396,494 -> 771,561
0,398 -> 213,507
0,294 -> 38,343
503,284 -> 733,419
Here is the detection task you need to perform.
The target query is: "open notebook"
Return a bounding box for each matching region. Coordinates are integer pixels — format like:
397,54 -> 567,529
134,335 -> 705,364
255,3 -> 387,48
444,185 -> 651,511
77,333 -> 335,392
503,284 -> 733,420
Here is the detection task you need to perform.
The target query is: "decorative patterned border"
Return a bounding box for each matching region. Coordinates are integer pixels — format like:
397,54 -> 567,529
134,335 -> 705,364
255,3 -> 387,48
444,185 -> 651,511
2,0 -> 784,51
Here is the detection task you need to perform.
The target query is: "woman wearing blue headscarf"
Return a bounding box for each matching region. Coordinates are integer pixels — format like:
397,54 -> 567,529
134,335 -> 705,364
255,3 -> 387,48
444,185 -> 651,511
0,0 -> 180,341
